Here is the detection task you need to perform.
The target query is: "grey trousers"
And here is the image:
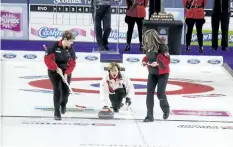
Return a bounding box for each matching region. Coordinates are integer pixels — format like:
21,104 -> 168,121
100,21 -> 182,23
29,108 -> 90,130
94,5 -> 112,47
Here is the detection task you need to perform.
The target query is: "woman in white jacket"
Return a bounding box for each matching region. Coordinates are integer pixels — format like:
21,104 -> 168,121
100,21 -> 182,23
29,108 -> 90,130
99,62 -> 134,112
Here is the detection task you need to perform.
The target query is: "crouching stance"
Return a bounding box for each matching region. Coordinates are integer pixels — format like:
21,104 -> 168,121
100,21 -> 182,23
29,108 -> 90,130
99,62 -> 134,112
142,29 -> 170,122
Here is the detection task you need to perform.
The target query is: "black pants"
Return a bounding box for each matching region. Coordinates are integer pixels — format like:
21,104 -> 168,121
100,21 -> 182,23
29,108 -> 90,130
48,70 -> 71,112
109,88 -> 126,109
146,73 -> 170,119
94,5 -> 111,47
185,18 -> 205,47
125,16 -> 143,44
149,0 -> 161,18
211,13 -> 230,48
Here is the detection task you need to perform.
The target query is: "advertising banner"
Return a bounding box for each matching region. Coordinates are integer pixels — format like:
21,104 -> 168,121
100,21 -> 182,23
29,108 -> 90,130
0,50 -> 100,63
123,54 -> 223,66
191,9 -> 233,47
1,0 -> 28,40
28,0 -> 184,44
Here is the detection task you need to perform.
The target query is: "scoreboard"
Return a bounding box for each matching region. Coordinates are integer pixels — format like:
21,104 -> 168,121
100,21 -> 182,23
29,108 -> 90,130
29,5 -> 127,26
28,0 -> 185,44
29,5 -> 126,43
29,0 -> 130,43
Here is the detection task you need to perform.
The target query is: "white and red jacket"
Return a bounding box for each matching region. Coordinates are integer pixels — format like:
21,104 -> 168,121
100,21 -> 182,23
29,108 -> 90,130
99,73 -> 134,107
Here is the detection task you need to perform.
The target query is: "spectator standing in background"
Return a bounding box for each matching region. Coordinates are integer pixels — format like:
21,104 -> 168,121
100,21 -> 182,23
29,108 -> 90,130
183,0 -> 207,53
91,0 -> 112,51
124,0 -> 148,51
211,0 -> 231,51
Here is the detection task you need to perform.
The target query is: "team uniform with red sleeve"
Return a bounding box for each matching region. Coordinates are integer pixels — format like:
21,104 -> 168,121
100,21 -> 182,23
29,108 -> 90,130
124,0 -> 148,51
99,72 -> 134,112
44,40 -> 76,118
183,0 -> 207,52
142,44 -> 170,122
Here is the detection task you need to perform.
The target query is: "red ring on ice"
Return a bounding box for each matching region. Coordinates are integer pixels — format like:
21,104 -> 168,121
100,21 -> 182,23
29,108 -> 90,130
28,77 -> 214,95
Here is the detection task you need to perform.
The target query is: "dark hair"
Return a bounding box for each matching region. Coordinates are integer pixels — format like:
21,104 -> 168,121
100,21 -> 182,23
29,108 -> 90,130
62,30 -> 75,40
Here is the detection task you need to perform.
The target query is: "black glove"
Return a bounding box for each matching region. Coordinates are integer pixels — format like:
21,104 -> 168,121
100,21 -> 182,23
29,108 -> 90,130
102,106 -> 112,112
125,97 -> 131,106
102,106 -> 109,109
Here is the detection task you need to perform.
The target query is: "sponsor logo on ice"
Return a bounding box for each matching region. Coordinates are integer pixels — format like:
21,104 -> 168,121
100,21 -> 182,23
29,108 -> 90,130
23,54 -> 37,59
172,110 -> 231,116
3,53 -> 16,59
22,120 -> 115,126
178,124 -> 233,130
126,57 -> 140,62
35,107 -> 96,113
182,94 -> 226,98
187,59 -> 200,64
85,55 -> 98,61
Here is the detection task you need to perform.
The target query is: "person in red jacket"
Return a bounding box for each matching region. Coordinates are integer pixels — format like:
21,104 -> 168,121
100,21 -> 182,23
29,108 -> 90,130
124,0 -> 148,51
44,30 -> 76,120
141,29 -> 170,122
183,0 -> 207,53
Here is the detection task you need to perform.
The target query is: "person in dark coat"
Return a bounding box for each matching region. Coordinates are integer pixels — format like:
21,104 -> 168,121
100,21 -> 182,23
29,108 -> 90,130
91,0 -> 112,51
124,0 -> 148,51
141,29 -> 170,122
183,0 -> 207,53
211,0 -> 231,51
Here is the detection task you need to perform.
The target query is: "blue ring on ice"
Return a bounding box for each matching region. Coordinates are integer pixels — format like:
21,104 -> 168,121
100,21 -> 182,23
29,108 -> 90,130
90,83 -> 147,89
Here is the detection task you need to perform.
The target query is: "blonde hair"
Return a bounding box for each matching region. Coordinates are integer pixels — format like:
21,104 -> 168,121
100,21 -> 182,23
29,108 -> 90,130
62,30 -> 75,40
142,29 -> 163,51
107,62 -> 121,71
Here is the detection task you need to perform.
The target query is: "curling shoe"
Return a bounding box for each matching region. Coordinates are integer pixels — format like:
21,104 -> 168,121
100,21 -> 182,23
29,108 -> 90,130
139,43 -> 143,51
143,117 -> 154,122
124,44 -> 130,51
199,46 -> 204,53
163,112 -> 169,120
222,47 -> 228,51
120,103 -> 124,108
186,46 -> 191,52
54,111 -> 61,120
113,108 -> 119,113
61,105 -> 66,114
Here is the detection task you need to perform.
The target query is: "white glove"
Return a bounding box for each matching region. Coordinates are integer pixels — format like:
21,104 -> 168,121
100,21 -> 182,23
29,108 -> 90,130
149,62 -> 158,67
56,67 -> 63,76
63,74 -> 68,83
